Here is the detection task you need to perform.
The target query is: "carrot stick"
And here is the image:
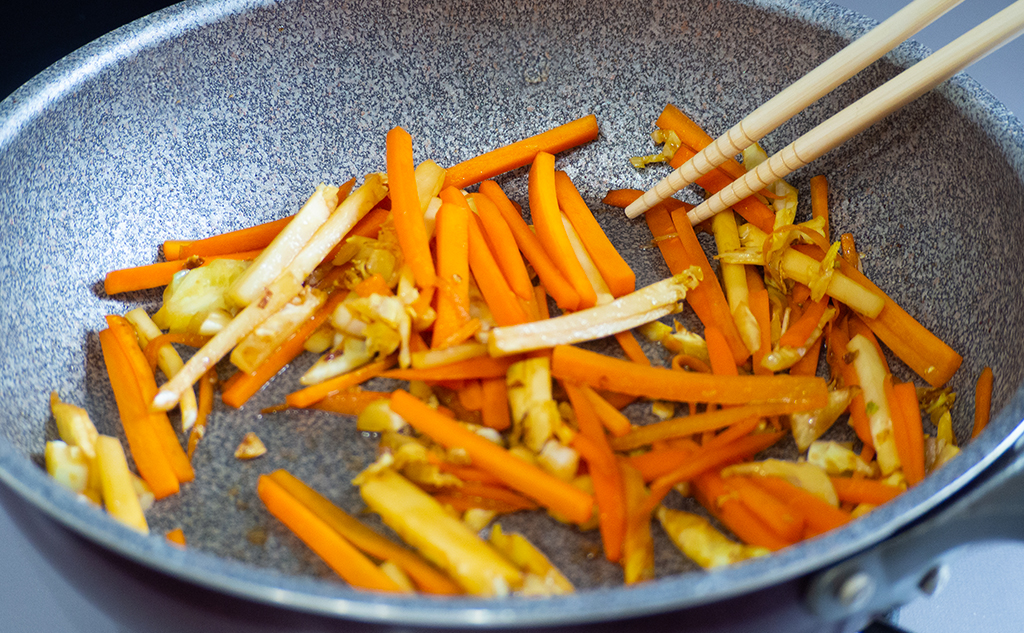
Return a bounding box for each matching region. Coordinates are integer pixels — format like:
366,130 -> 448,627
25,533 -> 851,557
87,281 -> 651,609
529,152 -> 597,309
829,476 -> 903,506
97,329 -> 179,499
601,188 -> 643,209
443,114 -> 600,189
468,193 -> 534,301
104,249 -> 263,295
789,332 -> 823,377
580,384 -> 633,437
749,288 -> 773,376
143,332 -> 210,374
187,368 -> 216,459
779,295 -> 828,349
972,366 -> 994,439
286,356 -> 397,409
257,475 -> 405,592
432,201 -> 472,347
267,470 -> 461,594
551,344 -> 829,407
389,390 -> 594,524
748,476 -> 852,538
221,290 -> 348,408
180,216 -> 292,260
479,180 -> 580,311
656,104 -> 746,181
553,170 -> 635,297
613,330 -> 650,366
479,377 -> 511,431
840,233 -> 860,269
466,211 -> 531,326
457,380 -> 484,411
628,444 -> 697,482
387,127 -> 435,289
692,471 -> 791,551
645,204 -> 693,276
667,203 -> 749,364
352,273 -> 392,298
809,175 -> 830,240
383,355 -> 520,381
704,326 -> 738,376
619,459 -> 655,583
104,316 -> 194,484
702,415 -> 766,451
892,380 -> 925,487
723,476 -> 805,544
824,318 -> 873,447
311,389 -> 393,417
611,402 -> 804,452
442,482 -> 539,512
162,240 -> 189,260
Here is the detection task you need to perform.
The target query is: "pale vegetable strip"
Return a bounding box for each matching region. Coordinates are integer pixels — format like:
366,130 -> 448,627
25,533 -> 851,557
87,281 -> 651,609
266,470 -> 462,594
124,308 -> 198,431
95,435 -> 149,533
257,474 -> 406,592
847,333 -> 901,476
104,249 -> 263,295
389,390 -> 594,525
387,127 -> 436,289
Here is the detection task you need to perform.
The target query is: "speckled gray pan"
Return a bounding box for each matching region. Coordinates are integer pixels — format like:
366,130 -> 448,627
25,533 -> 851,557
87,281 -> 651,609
1,0 -> 1024,628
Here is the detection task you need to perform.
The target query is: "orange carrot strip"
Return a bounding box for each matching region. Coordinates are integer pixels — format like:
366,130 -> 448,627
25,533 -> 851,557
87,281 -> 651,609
144,332 -> 210,374
389,390 -> 594,524
619,459 -> 655,583
809,175 -> 830,240
551,345 -> 828,407
443,114 -> 600,189
840,233 -> 860,269
667,203 -> 749,364
221,290 -> 347,408
972,366 -> 994,439
468,193 -> 534,301
554,170 -> 635,297
432,201 -> 472,347
187,368 -> 216,459
671,354 -> 713,374
724,476 -> 805,544
445,482 -> 539,512
104,316 -> 194,484
479,180 -> 580,311
825,318 -> 873,447
613,330 -> 650,366
257,475 -> 404,592
580,384 -> 633,437
383,355 -> 520,381
431,460 -> 506,485
529,152 -> 597,308
466,212 -> 531,326
267,470 -> 460,594
98,329 -> 179,499
657,104 -> 746,181
693,471 -> 791,551
457,380 -> 485,411
162,240 -> 189,261
479,377 -> 511,431
387,127 -> 435,289
178,215 -> 292,259
748,476 -> 852,538
165,528 -> 186,546
704,326 -> 738,376
893,380 -> 926,487
286,356 -> 396,409
611,403 -> 802,452
352,273 -> 393,298
311,389 -> 393,417
702,415 -> 765,451
749,288 -> 773,376
829,476 -> 903,506
789,332 -> 823,377
601,188 -> 643,209
628,444 -> 697,482
780,295 -> 828,349
645,204 -> 692,276
104,249 -> 263,295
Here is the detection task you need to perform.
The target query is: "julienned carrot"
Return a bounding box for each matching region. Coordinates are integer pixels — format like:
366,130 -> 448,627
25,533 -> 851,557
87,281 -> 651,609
221,289 -> 348,408
457,380 -> 484,411
143,332 -> 210,374
824,319 -> 873,447
188,368 -> 216,459
601,188 -> 642,209
693,471 -> 791,551
628,443 -> 697,482
704,326 -> 738,376
104,249 -> 264,295
580,383 -> 632,437
829,476 -> 903,506
179,216 -> 292,260
613,330 -> 650,366
97,329 -> 179,499
479,377 -> 511,431
443,114 -> 600,189
257,475 -> 405,592
432,202 -> 472,348
619,459 -> 655,583
666,203 -> 749,364
389,390 -> 594,524
551,345 -> 829,408
779,295 -> 828,349
266,469 -> 462,594
749,288 -> 773,376
890,380 -> 925,487
553,170 -> 635,298
104,316 -> 194,484
529,152 -> 597,309
809,175 -> 830,240
286,355 -> 397,409
702,415 -> 765,451
644,204 -> 693,278
386,127 -> 435,289
382,355 -> 520,381
468,193 -> 534,301
611,402 -> 806,452
479,180 -> 581,311
840,233 -> 860,269
656,104 -> 746,182
565,382 -> 626,562
788,333 -> 823,377
972,366 -> 994,439
311,389 -> 393,417
748,476 -> 852,538
162,240 -> 189,260
352,273 -> 392,298
723,476 -> 805,544
466,210 -> 531,327
440,482 -> 539,512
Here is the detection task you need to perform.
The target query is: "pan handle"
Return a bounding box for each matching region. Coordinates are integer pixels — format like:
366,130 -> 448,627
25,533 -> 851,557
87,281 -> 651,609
805,428 -> 1024,621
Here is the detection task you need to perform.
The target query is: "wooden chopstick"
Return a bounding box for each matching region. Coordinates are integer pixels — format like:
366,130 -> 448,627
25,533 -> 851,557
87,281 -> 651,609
684,0 -> 1024,226
623,0 -> 966,219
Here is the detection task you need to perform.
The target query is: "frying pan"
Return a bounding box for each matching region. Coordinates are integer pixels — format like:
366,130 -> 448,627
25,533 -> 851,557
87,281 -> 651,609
2,0 -> 1023,631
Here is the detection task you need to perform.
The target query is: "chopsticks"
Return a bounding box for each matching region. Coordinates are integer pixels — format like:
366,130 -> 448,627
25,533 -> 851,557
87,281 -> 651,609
623,0 -> 1017,221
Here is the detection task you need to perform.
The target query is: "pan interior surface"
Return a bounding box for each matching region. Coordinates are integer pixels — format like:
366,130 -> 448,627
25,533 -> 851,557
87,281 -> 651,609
2,0 -> 1024,626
